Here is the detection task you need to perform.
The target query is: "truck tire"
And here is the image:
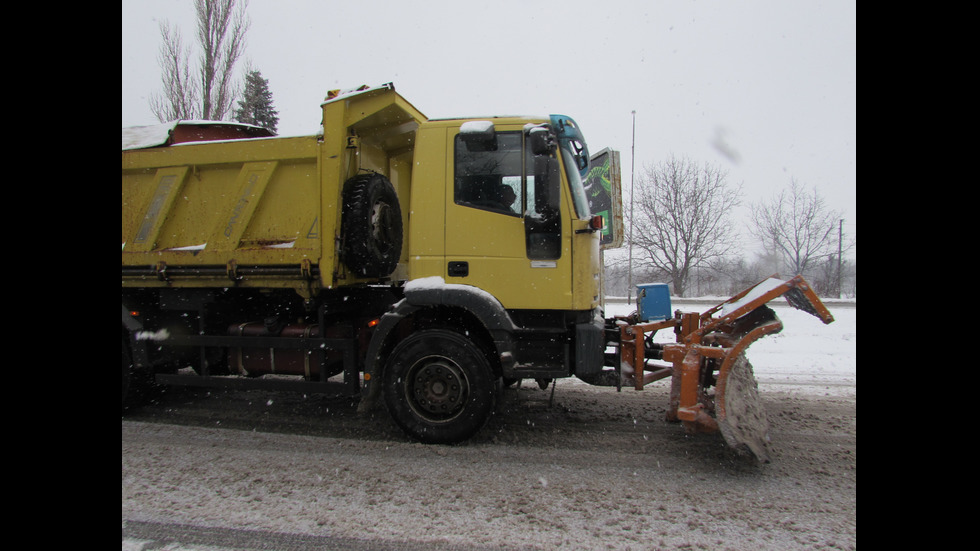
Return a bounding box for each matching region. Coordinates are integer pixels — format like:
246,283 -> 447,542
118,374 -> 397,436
382,329 -> 497,444
341,173 -> 403,277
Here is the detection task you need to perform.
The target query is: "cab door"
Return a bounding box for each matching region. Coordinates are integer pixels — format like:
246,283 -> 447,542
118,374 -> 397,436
444,123 -> 571,310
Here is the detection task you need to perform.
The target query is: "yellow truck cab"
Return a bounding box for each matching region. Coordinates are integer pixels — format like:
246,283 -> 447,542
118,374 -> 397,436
409,116 -> 601,312
122,83 -> 608,444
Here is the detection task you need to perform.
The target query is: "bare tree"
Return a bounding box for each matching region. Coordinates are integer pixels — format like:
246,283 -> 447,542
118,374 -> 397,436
196,0 -> 249,120
150,0 -> 250,122
749,179 -> 849,277
149,21 -> 197,122
627,155 -> 743,296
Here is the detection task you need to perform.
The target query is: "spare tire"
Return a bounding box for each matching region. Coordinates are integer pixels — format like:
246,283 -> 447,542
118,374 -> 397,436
341,172 -> 403,277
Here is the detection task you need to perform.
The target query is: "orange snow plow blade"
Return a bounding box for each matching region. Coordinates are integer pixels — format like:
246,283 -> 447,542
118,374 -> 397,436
618,275 -> 833,462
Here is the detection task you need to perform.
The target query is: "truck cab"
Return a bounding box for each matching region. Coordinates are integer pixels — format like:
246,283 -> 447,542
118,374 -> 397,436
410,115 -> 600,310
392,115 -> 604,381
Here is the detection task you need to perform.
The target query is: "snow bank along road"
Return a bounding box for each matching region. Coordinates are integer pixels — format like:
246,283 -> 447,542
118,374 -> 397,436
122,301 -> 856,550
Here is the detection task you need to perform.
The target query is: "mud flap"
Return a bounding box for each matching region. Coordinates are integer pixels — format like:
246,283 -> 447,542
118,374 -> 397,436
717,354 -> 771,463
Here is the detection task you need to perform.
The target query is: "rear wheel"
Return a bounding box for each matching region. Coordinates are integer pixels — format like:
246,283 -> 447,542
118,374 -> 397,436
383,329 -> 496,444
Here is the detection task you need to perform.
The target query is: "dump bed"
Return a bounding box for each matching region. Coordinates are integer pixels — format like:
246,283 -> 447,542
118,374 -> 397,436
121,84 -> 426,296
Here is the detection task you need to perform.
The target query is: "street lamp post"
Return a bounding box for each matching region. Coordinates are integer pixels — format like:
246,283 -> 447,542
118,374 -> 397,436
627,110 -> 636,307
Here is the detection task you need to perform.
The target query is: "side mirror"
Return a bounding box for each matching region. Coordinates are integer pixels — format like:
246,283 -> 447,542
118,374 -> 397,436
459,120 -> 496,151
533,156 -> 561,212
525,155 -> 562,260
527,126 -> 555,156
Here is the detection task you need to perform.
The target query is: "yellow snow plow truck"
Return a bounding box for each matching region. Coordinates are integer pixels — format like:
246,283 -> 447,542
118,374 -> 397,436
122,83 -> 832,462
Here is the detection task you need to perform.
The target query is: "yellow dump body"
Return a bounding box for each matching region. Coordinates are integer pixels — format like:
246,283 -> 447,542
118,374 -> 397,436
121,84 -> 426,298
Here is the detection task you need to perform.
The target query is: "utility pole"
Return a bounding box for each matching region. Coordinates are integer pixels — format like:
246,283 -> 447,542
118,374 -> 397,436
627,110 -> 636,306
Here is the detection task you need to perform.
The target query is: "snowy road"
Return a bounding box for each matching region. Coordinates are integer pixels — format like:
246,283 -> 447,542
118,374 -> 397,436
123,299 -> 855,550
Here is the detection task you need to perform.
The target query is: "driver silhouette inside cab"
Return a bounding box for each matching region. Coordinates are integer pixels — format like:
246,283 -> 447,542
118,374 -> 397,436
493,184 -> 518,214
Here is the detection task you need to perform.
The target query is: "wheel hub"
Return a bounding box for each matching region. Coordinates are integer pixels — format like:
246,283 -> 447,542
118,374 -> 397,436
371,202 -> 394,242
410,359 -> 467,417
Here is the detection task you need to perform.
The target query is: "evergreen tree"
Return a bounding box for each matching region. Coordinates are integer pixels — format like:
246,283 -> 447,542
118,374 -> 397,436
234,69 -> 279,134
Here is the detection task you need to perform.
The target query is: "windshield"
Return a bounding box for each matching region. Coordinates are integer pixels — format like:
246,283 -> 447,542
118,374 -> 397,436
550,115 -> 591,219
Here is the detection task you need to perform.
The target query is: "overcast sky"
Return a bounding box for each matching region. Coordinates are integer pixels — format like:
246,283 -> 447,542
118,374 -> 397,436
122,1 -> 856,259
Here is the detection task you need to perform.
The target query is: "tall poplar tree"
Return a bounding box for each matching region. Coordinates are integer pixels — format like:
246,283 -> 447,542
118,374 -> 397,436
150,0 -> 250,122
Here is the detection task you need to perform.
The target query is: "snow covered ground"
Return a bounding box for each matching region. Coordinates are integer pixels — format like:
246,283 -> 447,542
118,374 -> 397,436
122,294 -> 855,550
602,297 -> 856,397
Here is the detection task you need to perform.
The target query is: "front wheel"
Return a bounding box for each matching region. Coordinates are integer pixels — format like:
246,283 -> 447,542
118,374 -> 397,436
382,329 -> 496,444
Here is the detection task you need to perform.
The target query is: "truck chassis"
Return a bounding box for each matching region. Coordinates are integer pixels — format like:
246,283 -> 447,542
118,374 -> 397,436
123,275 -> 832,462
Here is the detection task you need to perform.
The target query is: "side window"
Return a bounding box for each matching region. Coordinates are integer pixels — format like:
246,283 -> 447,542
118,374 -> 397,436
454,131 -> 522,216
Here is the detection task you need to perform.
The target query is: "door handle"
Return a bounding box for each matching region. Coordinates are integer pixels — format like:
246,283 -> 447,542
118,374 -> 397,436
448,261 -> 469,277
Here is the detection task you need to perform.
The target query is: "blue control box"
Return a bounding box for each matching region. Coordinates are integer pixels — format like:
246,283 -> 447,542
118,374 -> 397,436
636,283 -> 671,321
